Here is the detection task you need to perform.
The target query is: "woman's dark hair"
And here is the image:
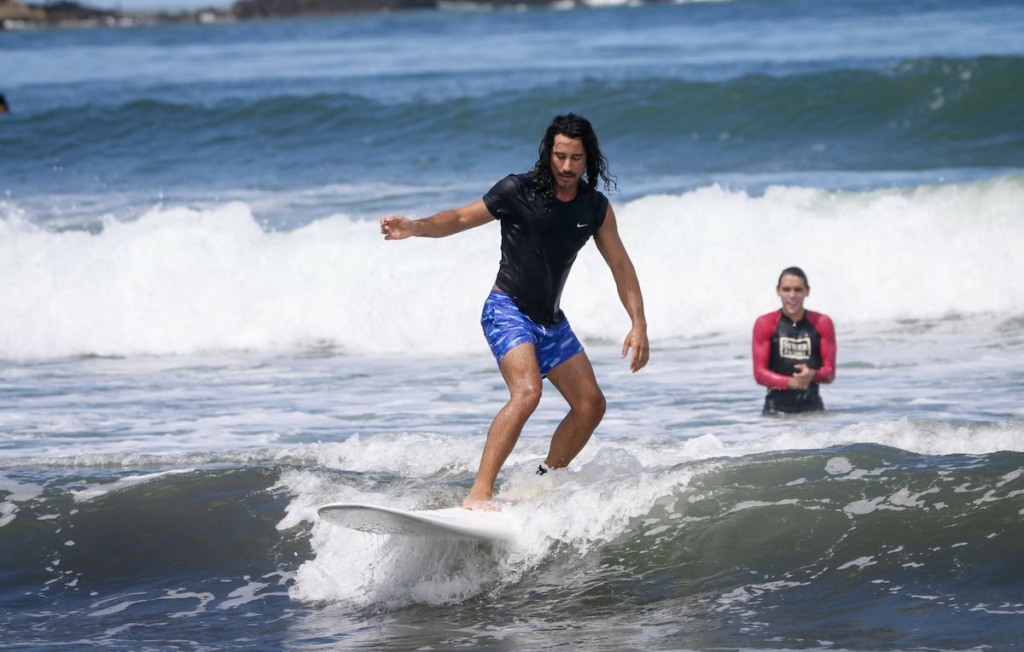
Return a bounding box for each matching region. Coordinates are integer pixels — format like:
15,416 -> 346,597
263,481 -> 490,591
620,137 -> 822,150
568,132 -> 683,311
531,113 -> 617,211
777,266 -> 810,289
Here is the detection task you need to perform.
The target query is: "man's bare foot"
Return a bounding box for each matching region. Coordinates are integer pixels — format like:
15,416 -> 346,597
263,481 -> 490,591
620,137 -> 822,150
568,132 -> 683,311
462,496 -> 501,512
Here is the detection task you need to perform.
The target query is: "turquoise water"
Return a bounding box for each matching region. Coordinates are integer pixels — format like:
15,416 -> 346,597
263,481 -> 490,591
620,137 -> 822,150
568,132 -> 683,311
2,1 -> 1024,649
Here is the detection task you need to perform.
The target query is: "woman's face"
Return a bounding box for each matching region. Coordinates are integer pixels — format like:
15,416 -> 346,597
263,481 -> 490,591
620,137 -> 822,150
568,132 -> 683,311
777,273 -> 809,319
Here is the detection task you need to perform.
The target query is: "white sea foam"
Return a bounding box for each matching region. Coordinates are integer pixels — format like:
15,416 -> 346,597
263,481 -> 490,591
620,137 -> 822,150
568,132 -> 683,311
2,175 -> 1022,361
0,474 -> 44,528
70,469 -> 194,503
286,446 -> 691,607
285,416 -> 1024,606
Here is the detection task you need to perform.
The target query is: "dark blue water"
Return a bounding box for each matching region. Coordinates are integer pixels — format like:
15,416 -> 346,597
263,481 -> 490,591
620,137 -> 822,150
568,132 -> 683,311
3,0 -> 1023,226
2,1 -> 1024,649
3,445 -> 1023,649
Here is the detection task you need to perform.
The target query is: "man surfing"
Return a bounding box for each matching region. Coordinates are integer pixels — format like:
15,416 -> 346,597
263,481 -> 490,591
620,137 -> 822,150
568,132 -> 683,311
380,113 -> 649,510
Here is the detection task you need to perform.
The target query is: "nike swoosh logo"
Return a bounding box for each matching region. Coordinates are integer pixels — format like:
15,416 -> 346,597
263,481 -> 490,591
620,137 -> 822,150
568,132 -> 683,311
576,223 -> 587,228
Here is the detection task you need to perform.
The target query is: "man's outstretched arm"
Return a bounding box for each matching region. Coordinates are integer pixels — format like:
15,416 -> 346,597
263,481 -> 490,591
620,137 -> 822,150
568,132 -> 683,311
381,199 -> 494,240
594,205 -> 649,373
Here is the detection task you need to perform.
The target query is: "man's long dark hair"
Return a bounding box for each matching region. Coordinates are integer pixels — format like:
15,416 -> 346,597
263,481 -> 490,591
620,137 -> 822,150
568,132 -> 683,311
531,113 -> 617,211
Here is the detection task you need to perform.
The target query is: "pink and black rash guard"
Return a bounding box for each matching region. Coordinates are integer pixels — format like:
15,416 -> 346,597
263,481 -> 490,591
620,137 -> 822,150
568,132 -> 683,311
482,172 -> 608,327
752,309 -> 836,414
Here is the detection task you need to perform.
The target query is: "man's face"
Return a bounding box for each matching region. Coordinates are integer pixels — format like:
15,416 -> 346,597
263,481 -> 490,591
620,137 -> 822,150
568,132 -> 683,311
777,274 -> 810,318
549,135 -> 587,192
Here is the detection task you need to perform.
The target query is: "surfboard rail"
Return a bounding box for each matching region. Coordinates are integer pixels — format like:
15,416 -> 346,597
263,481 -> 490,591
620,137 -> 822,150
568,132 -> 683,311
317,502 -> 515,541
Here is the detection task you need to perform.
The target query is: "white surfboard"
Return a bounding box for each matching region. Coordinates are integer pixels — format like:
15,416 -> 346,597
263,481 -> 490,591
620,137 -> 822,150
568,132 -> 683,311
317,503 -> 516,542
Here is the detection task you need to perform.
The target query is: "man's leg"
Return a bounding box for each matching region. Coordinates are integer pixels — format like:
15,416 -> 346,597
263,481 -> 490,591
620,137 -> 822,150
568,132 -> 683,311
464,343 -> 543,509
543,351 -> 606,469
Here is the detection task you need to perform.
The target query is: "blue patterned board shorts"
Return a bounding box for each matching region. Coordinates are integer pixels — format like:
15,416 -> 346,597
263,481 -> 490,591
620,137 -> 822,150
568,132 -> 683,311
481,290 -> 584,378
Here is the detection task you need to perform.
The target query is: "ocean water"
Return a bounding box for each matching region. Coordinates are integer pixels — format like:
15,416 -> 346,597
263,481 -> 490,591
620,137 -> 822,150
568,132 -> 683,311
2,0 -> 1024,649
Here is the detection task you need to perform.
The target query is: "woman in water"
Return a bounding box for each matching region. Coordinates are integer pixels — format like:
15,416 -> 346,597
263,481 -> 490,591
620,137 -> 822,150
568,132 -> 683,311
752,267 -> 836,415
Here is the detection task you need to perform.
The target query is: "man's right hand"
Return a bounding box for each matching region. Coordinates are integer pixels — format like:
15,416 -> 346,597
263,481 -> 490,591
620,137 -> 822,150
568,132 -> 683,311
788,364 -> 815,390
380,215 -> 416,240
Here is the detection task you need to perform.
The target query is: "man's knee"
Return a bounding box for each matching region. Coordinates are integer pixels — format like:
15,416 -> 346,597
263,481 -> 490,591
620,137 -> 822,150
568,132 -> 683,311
510,380 -> 543,413
578,388 -> 606,424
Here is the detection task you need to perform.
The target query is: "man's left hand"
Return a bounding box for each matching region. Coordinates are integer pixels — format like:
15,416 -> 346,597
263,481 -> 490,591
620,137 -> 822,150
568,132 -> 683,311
622,326 -> 650,373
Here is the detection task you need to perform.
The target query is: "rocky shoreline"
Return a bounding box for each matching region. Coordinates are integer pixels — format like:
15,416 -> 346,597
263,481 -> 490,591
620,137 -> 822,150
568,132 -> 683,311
0,0 -> 576,29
